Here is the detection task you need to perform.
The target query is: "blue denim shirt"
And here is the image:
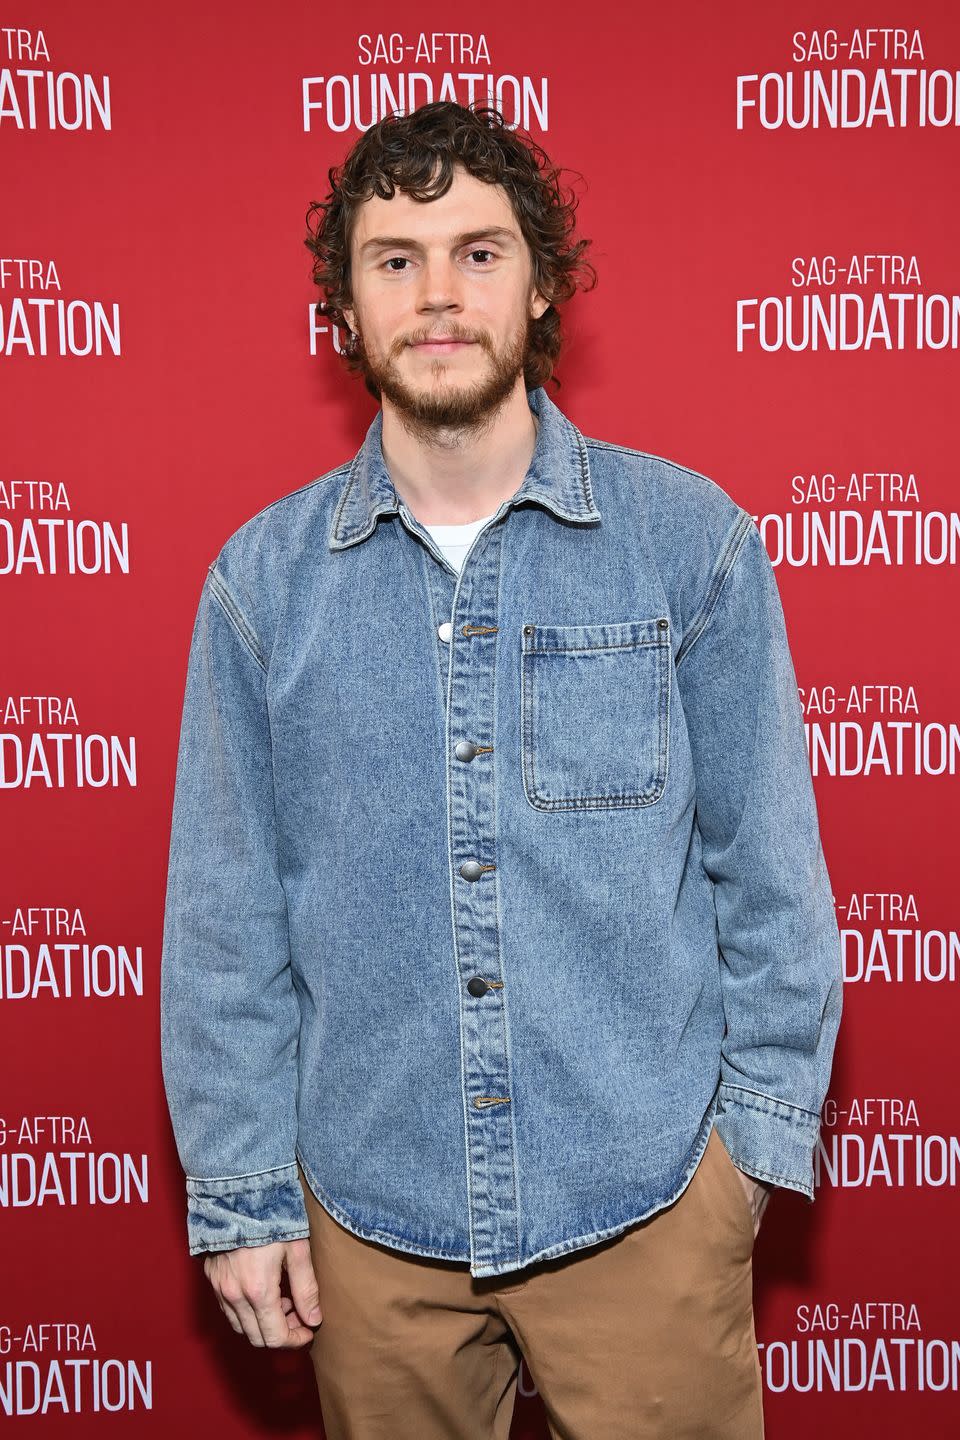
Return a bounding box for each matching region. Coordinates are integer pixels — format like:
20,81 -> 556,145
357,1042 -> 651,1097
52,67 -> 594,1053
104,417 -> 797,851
160,383 -> 843,1278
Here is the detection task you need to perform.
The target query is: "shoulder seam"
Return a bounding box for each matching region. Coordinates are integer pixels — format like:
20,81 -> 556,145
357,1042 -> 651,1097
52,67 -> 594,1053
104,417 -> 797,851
206,564 -> 266,672
582,437 -> 738,503
207,462 -> 353,666
675,510 -> 755,669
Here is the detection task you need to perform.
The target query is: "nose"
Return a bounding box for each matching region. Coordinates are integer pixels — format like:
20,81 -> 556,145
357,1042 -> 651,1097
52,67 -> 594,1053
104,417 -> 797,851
414,254 -> 464,316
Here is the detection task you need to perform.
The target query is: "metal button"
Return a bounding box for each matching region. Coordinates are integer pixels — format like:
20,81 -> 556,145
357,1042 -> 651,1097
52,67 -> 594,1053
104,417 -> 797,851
459,860 -> 485,882
438,621 -> 453,642
467,976 -> 489,997
657,618 -> 669,629
455,740 -> 479,762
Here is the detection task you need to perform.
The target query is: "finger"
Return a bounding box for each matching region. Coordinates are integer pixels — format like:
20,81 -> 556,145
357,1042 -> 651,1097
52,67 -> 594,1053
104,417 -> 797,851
278,1295 -> 311,1339
231,1293 -> 270,1347
215,1293 -> 244,1336
248,1290 -> 315,1349
243,1268 -> 313,1350
218,1250 -> 284,1348
205,1259 -> 256,1340
206,1248 -> 314,1349
284,1240 -> 323,1328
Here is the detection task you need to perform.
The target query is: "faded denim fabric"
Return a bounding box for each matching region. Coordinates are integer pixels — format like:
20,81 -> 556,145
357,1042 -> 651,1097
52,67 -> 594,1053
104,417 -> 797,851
159,383 -> 843,1279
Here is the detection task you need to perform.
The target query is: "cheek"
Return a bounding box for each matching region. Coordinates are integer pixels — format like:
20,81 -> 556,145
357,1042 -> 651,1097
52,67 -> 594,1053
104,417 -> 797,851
471,294 -> 522,336
360,300 -> 404,348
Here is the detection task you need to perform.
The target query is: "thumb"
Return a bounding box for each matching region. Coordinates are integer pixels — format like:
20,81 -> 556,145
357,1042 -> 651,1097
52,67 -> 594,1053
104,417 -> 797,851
285,1240 -> 323,1324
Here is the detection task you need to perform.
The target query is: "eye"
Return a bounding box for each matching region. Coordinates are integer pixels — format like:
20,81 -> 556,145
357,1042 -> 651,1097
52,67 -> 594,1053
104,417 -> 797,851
385,257 -> 409,272
467,249 -> 495,264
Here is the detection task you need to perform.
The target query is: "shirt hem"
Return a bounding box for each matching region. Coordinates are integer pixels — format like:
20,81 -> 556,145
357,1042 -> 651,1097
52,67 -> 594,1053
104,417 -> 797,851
295,1091 -> 725,1279
296,1148 -> 474,1265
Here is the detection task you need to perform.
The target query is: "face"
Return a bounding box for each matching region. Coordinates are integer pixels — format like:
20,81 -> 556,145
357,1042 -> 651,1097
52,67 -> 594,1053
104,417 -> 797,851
343,164 -> 551,433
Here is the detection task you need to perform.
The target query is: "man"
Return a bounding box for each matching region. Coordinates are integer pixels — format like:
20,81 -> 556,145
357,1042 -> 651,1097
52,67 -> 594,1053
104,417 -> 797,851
160,101 -> 843,1439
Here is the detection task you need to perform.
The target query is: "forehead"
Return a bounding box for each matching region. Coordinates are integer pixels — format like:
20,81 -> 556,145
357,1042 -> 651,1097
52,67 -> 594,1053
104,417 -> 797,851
350,165 -> 519,253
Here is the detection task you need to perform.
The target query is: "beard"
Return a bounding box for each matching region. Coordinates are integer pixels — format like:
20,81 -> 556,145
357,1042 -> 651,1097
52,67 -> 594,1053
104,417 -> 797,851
354,313 -> 531,442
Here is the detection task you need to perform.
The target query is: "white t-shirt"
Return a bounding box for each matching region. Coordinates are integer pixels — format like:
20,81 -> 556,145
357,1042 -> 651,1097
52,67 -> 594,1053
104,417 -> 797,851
422,512 -> 498,573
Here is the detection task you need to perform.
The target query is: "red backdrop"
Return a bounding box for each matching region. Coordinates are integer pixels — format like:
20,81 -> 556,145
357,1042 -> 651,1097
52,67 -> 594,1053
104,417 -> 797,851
3,0 -> 958,1433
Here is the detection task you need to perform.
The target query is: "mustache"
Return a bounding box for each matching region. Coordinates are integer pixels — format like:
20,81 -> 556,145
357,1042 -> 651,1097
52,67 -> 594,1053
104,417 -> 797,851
405,328 -> 486,346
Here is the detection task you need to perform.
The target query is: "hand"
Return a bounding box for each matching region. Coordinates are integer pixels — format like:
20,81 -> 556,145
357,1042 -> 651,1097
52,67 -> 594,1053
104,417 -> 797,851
733,1167 -> 774,1239
202,1238 -> 322,1348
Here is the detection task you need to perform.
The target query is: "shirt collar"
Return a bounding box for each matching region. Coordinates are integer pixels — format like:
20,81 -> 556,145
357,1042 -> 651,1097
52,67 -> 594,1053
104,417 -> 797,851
328,383 -> 601,551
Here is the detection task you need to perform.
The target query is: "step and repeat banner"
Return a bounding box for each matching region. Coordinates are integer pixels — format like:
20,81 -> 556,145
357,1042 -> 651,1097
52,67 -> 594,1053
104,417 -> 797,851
2,0 -> 958,1434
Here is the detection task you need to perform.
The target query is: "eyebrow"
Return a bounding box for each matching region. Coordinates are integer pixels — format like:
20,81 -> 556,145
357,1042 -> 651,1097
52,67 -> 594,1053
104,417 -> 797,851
359,226 -> 519,258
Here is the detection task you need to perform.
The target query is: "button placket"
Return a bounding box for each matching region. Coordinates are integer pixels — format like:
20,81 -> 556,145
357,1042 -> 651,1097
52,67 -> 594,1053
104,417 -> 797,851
443,521 -> 519,1274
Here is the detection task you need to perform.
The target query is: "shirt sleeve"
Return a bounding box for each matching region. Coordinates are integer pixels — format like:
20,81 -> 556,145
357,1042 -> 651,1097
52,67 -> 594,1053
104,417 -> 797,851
675,510 -> 844,1202
160,560 -> 310,1255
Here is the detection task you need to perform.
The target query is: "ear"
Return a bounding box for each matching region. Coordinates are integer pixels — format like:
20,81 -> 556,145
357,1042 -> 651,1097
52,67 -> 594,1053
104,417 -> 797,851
530,290 -> 551,321
343,304 -> 356,333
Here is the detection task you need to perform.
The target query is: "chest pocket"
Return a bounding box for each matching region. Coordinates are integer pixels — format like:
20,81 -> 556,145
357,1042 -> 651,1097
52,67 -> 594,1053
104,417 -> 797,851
520,617 -> 671,811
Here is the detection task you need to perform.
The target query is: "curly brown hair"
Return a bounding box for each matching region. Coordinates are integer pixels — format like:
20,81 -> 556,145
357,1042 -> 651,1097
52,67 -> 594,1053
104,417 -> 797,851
304,101 -> 597,399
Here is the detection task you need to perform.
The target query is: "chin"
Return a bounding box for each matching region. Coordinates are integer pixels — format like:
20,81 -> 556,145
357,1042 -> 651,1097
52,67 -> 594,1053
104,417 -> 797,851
410,364 -> 478,387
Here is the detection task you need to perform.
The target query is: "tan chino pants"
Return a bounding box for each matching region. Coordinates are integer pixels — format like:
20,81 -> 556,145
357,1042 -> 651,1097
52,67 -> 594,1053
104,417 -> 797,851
296,1126 -> 764,1439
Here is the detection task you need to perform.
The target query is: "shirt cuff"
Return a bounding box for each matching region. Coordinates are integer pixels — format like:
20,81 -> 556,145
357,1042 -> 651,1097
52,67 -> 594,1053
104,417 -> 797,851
184,1162 -> 310,1255
713,1082 -> 821,1201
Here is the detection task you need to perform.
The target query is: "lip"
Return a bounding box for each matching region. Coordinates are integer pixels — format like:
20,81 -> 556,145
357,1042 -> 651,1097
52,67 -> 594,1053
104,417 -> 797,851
411,339 -> 475,352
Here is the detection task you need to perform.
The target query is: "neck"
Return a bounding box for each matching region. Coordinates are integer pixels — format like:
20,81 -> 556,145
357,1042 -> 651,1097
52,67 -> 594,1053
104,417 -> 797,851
380,381 -> 539,526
